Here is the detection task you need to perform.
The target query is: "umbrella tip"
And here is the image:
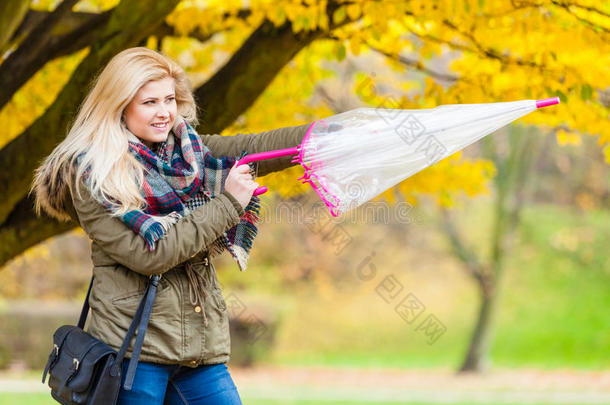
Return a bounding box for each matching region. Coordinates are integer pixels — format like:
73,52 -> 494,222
536,97 -> 560,108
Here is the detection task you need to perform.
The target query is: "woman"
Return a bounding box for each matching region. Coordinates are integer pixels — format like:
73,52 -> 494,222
31,47 -> 309,404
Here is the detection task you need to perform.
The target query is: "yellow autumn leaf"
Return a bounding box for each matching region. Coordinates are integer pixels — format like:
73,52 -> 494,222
556,129 -> 582,146
346,4 -> 361,21
349,36 -> 361,56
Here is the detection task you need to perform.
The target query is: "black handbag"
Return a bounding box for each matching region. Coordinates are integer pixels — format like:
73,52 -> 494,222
42,274 -> 161,405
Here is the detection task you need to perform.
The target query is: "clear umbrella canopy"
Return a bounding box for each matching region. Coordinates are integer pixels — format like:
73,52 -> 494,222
297,98 -> 559,216
236,98 -> 559,216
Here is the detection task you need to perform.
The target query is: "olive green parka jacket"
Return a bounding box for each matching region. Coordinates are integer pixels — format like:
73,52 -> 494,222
69,123 -> 310,367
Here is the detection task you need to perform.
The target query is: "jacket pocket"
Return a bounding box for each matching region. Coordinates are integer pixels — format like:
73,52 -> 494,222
111,290 -> 145,305
209,288 -> 227,312
108,275 -> 183,361
111,278 -> 170,313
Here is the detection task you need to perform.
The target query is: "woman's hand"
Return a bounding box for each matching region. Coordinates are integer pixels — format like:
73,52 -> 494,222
224,162 -> 259,210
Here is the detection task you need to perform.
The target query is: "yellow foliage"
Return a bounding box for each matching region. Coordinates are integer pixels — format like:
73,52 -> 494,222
556,129 -> 582,146
376,150 -> 496,208
4,0 -> 608,213
349,35 -> 362,56
31,0 -> 120,12
333,6 -> 347,25
0,49 -> 88,149
346,4 -> 361,21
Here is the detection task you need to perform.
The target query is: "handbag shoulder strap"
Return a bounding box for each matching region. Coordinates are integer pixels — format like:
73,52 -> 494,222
77,277 -> 94,329
113,274 -> 161,390
78,273 -> 161,391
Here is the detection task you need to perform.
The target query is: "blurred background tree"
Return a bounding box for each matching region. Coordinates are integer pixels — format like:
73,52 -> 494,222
0,0 -> 608,374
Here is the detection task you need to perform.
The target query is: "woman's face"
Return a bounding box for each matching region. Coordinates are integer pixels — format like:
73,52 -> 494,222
123,77 -> 177,148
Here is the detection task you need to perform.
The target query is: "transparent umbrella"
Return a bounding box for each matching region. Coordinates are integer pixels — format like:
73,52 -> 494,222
237,97 -> 560,216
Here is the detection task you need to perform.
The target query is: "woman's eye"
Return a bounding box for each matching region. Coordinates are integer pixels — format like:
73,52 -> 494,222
145,97 -> 173,105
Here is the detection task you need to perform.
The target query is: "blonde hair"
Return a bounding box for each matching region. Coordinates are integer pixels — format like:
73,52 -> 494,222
31,47 -> 198,220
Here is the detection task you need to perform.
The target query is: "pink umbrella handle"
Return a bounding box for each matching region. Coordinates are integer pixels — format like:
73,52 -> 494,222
252,186 -> 268,196
235,147 -> 300,195
536,97 -> 560,108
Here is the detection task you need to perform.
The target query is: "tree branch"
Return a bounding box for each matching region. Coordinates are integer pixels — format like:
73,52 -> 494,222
0,6 -> 251,111
195,1 -> 349,133
440,208 -> 487,289
0,7 -> 112,110
0,195 -> 76,265
367,44 -> 461,84
551,0 -> 610,19
550,0 -> 610,34
0,0 -> 182,228
9,9 -> 92,42
0,0 -> 30,54
1,0 -> 81,77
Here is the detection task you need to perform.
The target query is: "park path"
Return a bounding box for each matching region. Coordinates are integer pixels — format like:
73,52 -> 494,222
233,366 -> 610,403
2,366 -> 609,403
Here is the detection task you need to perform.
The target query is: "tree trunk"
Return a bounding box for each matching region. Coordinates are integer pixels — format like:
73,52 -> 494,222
0,0 -> 30,54
456,126 -> 543,373
459,279 -> 497,372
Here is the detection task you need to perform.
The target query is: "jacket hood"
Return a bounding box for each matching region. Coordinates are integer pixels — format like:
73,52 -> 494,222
33,158 -> 78,222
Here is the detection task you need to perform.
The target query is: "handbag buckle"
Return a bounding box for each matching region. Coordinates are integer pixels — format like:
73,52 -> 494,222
149,274 -> 162,287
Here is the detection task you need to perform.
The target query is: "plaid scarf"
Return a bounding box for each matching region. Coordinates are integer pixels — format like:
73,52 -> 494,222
81,116 -> 259,271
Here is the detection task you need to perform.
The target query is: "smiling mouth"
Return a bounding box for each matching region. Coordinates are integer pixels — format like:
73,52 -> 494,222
151,122 -> 169,129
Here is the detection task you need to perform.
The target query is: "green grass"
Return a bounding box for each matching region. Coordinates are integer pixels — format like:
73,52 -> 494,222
0,393 -> 50,405
491,204 -> 610,368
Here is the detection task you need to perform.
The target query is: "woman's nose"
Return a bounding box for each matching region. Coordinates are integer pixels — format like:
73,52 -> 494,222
156,104 -> 170,118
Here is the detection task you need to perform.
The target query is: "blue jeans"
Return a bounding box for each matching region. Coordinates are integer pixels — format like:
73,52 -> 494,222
117,359 -> 242,405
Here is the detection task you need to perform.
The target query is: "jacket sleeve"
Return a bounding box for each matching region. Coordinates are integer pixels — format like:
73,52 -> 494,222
70,181 -> 245,276
199,123 -> 311,177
